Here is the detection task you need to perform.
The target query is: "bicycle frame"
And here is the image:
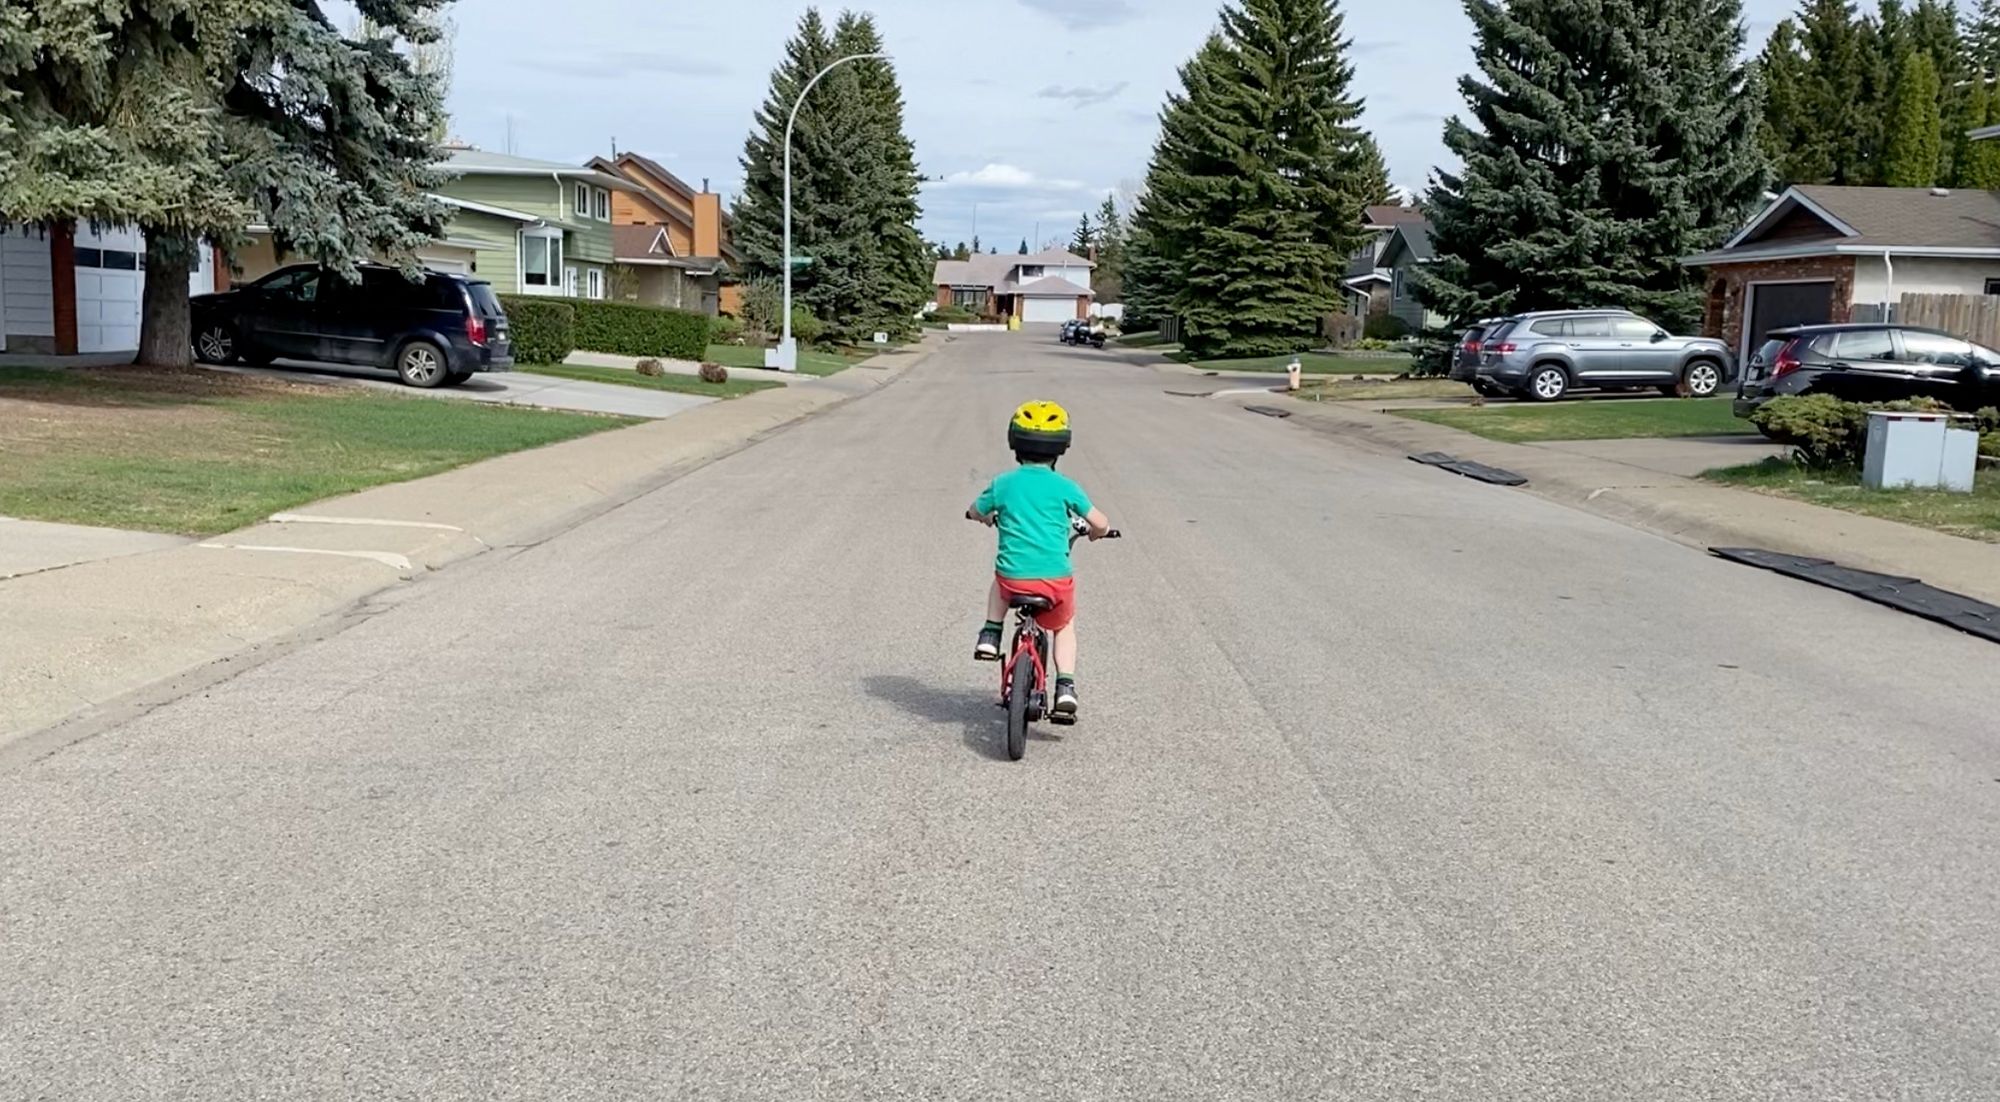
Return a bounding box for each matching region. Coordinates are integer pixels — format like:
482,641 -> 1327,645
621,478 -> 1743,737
999,611 -> 1049,714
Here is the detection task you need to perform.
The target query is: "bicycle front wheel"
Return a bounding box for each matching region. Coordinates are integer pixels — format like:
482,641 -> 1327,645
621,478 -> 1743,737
1005,650 -> 1033,761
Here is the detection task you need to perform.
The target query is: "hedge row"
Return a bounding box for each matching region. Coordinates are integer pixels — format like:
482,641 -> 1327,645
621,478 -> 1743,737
496,295 -> 711,364
496,296 -> 576,365
563,298 -> 709,361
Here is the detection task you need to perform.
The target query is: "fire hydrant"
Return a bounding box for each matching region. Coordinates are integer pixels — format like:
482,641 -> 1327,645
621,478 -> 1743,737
1286,358 -> 1302,392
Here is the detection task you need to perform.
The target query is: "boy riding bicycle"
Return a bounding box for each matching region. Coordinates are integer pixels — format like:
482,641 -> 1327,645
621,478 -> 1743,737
966,400 -> 1112,717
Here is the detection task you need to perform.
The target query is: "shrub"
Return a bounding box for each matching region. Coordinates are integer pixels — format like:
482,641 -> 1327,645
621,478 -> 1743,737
496,296 -> 576,364
1363,313 -> 1410,340
790,306 -> 826,345
1322,313 -> 1362,348
636,358 -> 664,377
709,314 -> 744,345
741,276 -> 783,340
931,304 -> 977,324
1751,395 -> 1957,469
699,361 -> 729,384
561,298 -> 708,361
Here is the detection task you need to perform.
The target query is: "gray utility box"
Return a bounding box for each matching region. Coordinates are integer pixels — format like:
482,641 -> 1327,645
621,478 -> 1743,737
1862,411 -> 1978,493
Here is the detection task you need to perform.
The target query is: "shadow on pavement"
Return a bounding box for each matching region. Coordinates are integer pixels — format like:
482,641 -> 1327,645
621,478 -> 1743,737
864,674 -> 1065,761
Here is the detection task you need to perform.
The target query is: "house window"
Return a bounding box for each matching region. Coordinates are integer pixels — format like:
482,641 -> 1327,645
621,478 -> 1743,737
952,287 -> 986,310
1018,265 -> 1044,280
1392,267 -> 1404,301
585,268 -> 604,300
1985,278 -> 2000,296
573,183 -> 589,217
592,188 -> 610,221
563,266 -> 579,297
521,232 -> 563,290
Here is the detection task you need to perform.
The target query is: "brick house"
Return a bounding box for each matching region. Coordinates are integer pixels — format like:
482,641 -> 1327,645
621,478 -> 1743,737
1683,185 -> 2000,362
933,250 -> 1094,324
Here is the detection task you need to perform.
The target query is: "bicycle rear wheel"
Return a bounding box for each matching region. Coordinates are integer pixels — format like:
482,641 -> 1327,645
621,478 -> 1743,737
1005,650 -> 1033,761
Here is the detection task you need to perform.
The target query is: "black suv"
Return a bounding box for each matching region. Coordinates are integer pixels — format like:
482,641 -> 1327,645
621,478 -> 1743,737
1734,323 -> 1999,422
192,263 -> 513,388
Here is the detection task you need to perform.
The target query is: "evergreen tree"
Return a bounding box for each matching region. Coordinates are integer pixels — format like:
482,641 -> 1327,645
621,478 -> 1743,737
0,0 -> 449,368
1418,0 -> 1768,329
1969,0 -> 2000,73
829,12 -> 929,339
972,234 -> 982,254
1124,0 -> 1371,357
1070,213 -> 1094,254
1092,193 -> 1127,303
1760,0 -> 1871,184
1757,22 -> 1818,183
1017,238 -> 1029,254
1355,134 -> 1396,206
1884,50 -> 1945,183
953,241 -> 971,259
1964,76 -> 2000,183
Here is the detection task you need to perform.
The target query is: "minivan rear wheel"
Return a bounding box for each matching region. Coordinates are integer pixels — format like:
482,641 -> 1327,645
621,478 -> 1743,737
1527,365 -> 1569,401
396,339 -> 450,388
194,321 -> 239,365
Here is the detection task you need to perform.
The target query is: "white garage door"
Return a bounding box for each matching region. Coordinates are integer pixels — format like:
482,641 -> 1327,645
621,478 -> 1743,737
1022,296 -> 1075,324
74,224 -> 143,353
419,255 -> 469,273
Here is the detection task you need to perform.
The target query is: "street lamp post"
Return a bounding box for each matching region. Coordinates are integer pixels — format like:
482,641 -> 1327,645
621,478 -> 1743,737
766,51 -> 888,373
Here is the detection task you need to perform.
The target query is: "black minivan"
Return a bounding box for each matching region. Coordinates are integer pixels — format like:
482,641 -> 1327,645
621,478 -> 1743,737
192,263 -> 513,388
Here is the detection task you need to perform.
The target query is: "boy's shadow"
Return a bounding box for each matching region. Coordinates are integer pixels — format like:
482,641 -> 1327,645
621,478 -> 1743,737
862,675 -> 1064,761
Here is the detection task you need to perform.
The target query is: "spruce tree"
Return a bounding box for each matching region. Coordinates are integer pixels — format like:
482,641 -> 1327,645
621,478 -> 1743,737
1969,0 -> 2000,73
1419,0 -> 1767,328
1884,50 -> 1945,184
829,12 -> 929,339
1070,214 -> 1094,254
1356,135 -> 1396,206
1092,194 -> 1126,303
1125,0 -> 1371,357
1018,238 -> 1029,254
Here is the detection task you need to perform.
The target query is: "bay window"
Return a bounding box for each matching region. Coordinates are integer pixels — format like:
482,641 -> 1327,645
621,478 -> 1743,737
520,229 -> 564,295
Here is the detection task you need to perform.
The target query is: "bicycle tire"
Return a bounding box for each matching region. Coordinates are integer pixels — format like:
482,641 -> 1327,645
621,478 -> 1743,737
1005,650 -> 1033,761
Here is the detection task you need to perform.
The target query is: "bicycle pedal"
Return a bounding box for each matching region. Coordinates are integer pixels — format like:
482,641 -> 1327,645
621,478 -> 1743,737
1049,712 -> 1077,726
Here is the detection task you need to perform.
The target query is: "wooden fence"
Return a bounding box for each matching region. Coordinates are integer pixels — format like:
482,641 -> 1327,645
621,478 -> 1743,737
1897,292 -> 2000,347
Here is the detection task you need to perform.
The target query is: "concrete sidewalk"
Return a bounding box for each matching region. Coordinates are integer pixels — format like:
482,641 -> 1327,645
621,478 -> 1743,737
1252,396 -> 2000,607
0,337 -> 938,753
200,360 -> 714,418
0,518 -> 188,580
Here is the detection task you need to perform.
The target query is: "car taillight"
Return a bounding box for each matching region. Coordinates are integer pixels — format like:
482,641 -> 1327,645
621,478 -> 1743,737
465,313 -> 487,346
1461,341 -> 1480,352
1491,342 -> 1517,354
1771,340 -> 1800,378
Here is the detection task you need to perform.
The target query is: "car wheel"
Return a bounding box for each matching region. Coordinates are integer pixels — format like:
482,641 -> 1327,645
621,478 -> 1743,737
193,321 -> 240,365
443,371 -> 474,387
1683,360 -> 1723,398
1527,365 -> 1569,401
1472,381 -> 1503,397
395,339 -> 450,388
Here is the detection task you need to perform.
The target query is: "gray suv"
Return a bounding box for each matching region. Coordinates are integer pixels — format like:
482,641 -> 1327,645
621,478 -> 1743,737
1476,310 -> 1734,401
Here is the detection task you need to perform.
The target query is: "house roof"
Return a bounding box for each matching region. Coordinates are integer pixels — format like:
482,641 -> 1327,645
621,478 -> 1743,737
1684,185 -> 2000,265
433,194 -> 542,223
588,152 -> 739,262
441,148 -> 639,191
1378,221 -> 1435,265
1362,204 -> 1426,228
612,224 -> 675,258
932,250 -> 1095,288
1013,275 -> 1094,298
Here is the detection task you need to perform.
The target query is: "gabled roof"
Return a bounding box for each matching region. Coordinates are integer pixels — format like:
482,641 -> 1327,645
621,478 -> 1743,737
441,147 -> 639,191
1378,221 -> 1435,265
612,224 -> 677,259
1362,204 -> 1426,229
1686,185 -> 2000,265
932,250 -> 1094,288
588,152 -> 739,262
1014,275 -> 1093,298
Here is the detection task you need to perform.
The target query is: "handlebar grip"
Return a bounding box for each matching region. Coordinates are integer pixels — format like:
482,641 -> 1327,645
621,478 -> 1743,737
1104,529 -> 1122,539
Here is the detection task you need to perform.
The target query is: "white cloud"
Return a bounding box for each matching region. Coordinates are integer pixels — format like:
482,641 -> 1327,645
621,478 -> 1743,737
1017,0 -> 1143,29
932,162 -> 1089,192
1037,82 -> 1129,108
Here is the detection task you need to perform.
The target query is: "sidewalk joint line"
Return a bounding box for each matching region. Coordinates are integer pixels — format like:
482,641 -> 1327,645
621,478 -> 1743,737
197,544 -> 415,572
267,513 -> 464,532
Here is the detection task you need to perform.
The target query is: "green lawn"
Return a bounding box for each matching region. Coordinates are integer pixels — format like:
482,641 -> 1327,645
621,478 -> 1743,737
0,366 -> 630,536
703,343 -> 856,377
524,363 -> 781,398
1177,350 -> 1415,375
1114,332 -> 1177,349
1295,378 -> 1473,402
1395,397 -> 1748,443
1706,459 -> 2000,542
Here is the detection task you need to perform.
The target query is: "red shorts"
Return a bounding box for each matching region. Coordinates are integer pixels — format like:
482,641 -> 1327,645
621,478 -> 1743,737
997,575 -> 1076,632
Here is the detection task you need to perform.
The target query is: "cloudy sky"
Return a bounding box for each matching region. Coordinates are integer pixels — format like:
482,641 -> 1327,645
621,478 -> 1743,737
440,0 -> 1797,250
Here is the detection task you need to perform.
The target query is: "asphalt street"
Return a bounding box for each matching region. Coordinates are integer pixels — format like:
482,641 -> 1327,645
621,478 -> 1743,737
5,333 -> 1999,1099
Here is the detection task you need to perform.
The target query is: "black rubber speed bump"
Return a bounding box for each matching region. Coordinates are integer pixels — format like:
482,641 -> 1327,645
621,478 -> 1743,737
1243,405 -> 1293,418
1408,452 -> 1527,486
1712,548 -> 2000,644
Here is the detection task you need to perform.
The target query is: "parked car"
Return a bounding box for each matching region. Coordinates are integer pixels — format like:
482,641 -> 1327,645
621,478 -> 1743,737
1450,318 -> 1503,392
1475,309 -> 1734,401
1059,318 -> 1105,348
191,263 -> 514,388
1734,323 -> 2000,426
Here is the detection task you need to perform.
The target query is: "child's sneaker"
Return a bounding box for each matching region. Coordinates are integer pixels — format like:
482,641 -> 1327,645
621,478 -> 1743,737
1052,678 -> 1078,716
974,624 -> 1002,661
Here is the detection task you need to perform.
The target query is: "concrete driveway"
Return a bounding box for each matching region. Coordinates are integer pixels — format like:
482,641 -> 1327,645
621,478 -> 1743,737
1537,433 -> 1791,477
199,360 -> 713,419
8,335 -> 2000,1097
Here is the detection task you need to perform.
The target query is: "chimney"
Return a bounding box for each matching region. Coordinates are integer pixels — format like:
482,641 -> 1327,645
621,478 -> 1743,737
1088,244 -> 1098,263
694,190 -> 722,258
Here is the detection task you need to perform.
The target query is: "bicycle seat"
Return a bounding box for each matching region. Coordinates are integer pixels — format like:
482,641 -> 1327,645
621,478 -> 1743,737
1009,594 -> 1054,613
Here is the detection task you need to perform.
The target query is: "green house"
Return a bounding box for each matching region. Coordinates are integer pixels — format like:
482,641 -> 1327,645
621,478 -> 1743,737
428,147 -> 639,300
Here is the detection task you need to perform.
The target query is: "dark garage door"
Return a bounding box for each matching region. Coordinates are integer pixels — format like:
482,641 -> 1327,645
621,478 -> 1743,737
1746,280 -> 1834,355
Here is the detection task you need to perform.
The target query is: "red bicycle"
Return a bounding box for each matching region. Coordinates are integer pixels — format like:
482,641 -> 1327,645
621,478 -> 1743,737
996,519 -> 1120,761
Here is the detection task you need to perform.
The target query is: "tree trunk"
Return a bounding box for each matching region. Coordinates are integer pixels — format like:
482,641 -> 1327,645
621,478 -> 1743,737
138,231 -> 196,369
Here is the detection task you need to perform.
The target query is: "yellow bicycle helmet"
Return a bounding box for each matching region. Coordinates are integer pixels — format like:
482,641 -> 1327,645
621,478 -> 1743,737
1008,400 -> 1071,459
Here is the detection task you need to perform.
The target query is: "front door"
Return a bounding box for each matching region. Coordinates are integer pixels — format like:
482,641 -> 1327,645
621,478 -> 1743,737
246,266 -> 328,361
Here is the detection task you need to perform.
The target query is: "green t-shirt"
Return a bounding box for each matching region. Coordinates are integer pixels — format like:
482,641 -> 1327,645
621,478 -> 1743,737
975,464 -> 1094,580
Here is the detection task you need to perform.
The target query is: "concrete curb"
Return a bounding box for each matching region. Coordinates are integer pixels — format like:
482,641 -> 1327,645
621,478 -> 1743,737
0,335 -> 939,756
1251,395 -> 2000,607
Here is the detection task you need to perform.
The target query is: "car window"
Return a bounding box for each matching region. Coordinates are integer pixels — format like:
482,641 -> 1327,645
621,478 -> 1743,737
1528,319 -> 1569,337
1612,318 -> 1658,340
1897,331 -> 1975,366
1832,329 -> 1897,361
1971,341 -> 2000,367
1483,321 -> 1516,343
266,268 -> 322,303
1563,316 -> 1611,338
1750,338 -> 1787,366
